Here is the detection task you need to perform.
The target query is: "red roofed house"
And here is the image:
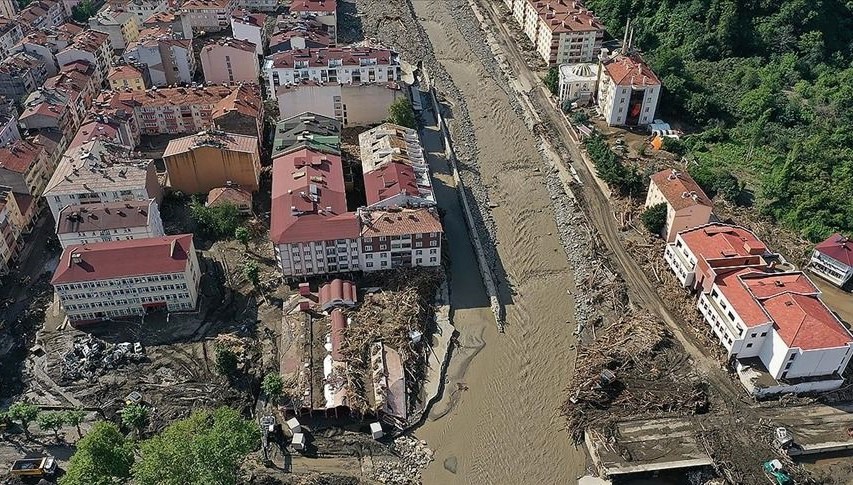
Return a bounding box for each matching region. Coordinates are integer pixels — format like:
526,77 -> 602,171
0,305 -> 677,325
810,234 -> 853,289
0,138 -> 53,197
505,0 -> 604,65
263,47 -> 399,96
289,0 -> 336,42
645,169 -> 713,242
206,185 -> 252,214
597,52 -> 661,126
318,278 -> 356,312
665,223 -> 776,291
51,234 -> 201,324
358,123 -> 435,208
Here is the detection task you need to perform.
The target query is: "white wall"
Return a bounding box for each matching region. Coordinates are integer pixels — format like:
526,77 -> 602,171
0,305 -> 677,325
230,20 -> 264,55
277,83 -> 340,120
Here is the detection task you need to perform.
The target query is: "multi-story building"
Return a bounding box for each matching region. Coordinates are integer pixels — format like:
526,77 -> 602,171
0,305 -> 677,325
235,0 -> 274,12
0,138 -> 54,197
56,30 -> 113,87
0,194 -> 20,274
0,101 -> 21,147
597,52 -> 661,127
0,52 -> 48,101
230,9 -> 266,55
557,62 -> 597,104
288,0 -> 336,42
199,38 -> 259,83
264,47 -> 400,96
163,130 -> 260,193
17,0 -> 65,33
359,123 -> 435,208
0,0 -> 15,19
269,25 -> 331,54
12,24 -> 82,77
89,6 -> 140,50
107,64 -> 150,91
0,185 -> 34,235
51,234 -> 201,324
271,111 -> 340,159
70,114 -> 139,148
276,81 -> 405,127
180,0 -> 236,33
20,62 -> 97,139
122,0 -> 167,24
142,10 -> 193,39
123,27 -> 195,86
645,169 -> 713,243
357,207 -> 442,270
810,234 -> 853,289
0,17 -> 22,59
94,84 -> 262,137
42,140 -> 162,220
532,0 -> 604,65
55,198 -> 164,248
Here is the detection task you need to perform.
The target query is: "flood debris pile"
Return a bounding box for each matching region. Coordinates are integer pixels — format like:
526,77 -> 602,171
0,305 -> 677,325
371,436 -> 435,484
339,269 -> 442,417
562,311 -> 709,443
60,335 -> 145,382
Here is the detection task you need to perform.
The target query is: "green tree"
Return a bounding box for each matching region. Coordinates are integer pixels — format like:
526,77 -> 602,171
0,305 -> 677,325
132,407 -> 260,485
63,408 -> 87,439
60,422 -> 134,485
243,260 -> 260,287
191,201 -> 241,240
387,98 -> 416,129
261,373 -> 283,402
36,412 -> 66,439
235,226 -> 251,250
8,401 -> 39,438
215,345 -> 239,377
71,0 -> 97,22
641,203 -> 668,236
544,67 -> 559,96
570,111 -> 589,125
120,403 -> 149,434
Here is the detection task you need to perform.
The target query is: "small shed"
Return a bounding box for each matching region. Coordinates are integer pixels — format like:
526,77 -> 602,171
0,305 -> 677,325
370,422 -> 384,440
292,432 -> 305,450
286,417 -> 301,433
206,186 -> 253,214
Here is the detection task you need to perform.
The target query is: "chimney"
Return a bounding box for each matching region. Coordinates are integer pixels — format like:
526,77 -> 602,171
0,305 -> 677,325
71,252 -> 82,265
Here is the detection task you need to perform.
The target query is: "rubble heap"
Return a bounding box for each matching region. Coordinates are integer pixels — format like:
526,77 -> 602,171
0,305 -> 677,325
371,436 -> 435,484
561,311 -> 709,444
61,335 -> 145,382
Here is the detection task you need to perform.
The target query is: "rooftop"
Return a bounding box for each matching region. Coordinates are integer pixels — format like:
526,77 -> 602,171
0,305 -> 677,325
815,234 -> 853,267
163,130 -> 259,158
650,169 -> 713,211
69,118 -> 123,148
56,199 -> 155,235
269,47 -> 397,69
603,53 -> 661,87
44,140 -> 154,196
207,186 -> 252,208
289,0 -> 336,13
95,84 -> 256,111
272,112 -> 341,158
182,0 -> 231,10
52,234 -> 194,284
534,0 -> 604,34
108,65 -> 144,81
201,37 -> 257,54
230,9 -> 266,27
359,207 -> 442,237
679,224 -> 768,262
0,140 -> 43,174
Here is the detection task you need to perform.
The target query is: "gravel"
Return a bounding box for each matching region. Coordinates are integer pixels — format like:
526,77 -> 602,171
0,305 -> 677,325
371,436 -> 435,484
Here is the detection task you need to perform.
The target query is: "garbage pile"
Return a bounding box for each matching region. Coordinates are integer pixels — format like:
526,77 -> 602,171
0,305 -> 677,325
61,335 -> 145,381
371,436 -> 434,484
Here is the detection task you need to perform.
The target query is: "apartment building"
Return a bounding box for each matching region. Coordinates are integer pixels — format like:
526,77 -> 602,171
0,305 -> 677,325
142,10 -> 193,39
123,0 -> 167,24
288,0 -> 336,42
271,111 -> 340,159
89,6 -> 140,50
230,9 -> 266,55
276,81 -> 405,127
162,130 -> 260,193
0,138 -> 54,197
18,0 -> 64,33
0,52 -> 48,101
56,30 -> 113,87
94,84 -> 262,137
645,169 -> 713,243
236,0 -> 274,12
0,194 -> 20,274
55,198 -> 164,248
0,17 -> 22,59
123,27 -> 195,86
180,0 -> 236,33
199,38 -> 259,83
269,26 -> 331,54
0,0 -> 14,19
12,24 -> 82,77
0,185 -> 34,235
358,208 -> 442,270
51,234 -> 201,324
108,64 -> 150,91
597,52 -> 661,127
19,63 -> 97,140
505,0 -> 603,65
264,47 -> 400,95
0,102 -> 20,147
359,124 -> 435,208
43,140 -> 162,220
810,234 -> 853,289
71,115 -> 139,148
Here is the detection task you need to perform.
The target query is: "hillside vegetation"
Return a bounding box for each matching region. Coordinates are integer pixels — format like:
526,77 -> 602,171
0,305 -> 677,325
586,0 -> 853,241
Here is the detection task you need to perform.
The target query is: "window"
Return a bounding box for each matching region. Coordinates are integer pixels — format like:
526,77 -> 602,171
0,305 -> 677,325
365,245 -> 373,251
760,332 -> 767,337
366,262 -> 373,268
430,257 -> 436,263
416,258 -> 422,264
415,242 -> 423,248
750,333 -> 756,338
430,249 -> 437,254
789,353 -> 797,361
429,241 -> 438,247
710,289 -> 718,298
746,343 -> 753,348
415,250 -> 422,255
784,362 -> 792,370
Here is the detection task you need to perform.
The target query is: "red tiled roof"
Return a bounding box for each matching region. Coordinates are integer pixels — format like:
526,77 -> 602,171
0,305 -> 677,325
319,278 -> 356,308
650,169 -> 713,210
201,37 -> 257,54
289,0 -> 336,13
603,54 -> 660,87
212,84 -> 262,120
108,65 -> 143,81
182,0 -> 230,10
230,9 -> 266,27
270,147 -> 357,244
207,186 -> 252,207
52,234 -> 194,284
70,120 -> 121,148
534,0 -> 603,34
330,308 -> 346,361
363,161 -> 418,205
680,224 -> 767,261
359,208 -> 442,237
270,47 -> 395,69
815,234 -> 853,267
0,140 -> 43,174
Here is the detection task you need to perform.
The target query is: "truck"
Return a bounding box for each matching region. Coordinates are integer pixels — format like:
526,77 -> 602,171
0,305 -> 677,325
9,456 -> 57,477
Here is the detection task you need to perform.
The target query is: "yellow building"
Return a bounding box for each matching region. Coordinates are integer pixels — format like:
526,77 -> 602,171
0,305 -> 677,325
107,65 -> 147,91
163,131 -> 260,194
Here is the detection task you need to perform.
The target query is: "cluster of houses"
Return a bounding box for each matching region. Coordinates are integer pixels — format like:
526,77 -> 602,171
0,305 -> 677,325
647,168 -> 853,396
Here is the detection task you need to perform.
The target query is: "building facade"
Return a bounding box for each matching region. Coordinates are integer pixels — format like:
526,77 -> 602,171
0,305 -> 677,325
123,28 -> 195,86
264,47 -> 400,96
505,0 -> 603,65
199,38 -> 259,83
645,169 -> 713,243
276,81 -> 405,127
0,17 -> 22,59
55,199 -> 165,248
810,234 -> 853,289
288,0 -> 336,42
163,130 -> 260,193
51,234 -> 201,323
180,0 -> 236,33
107,64 -> 149,91
359,123 -> 435,208
557,62 -> 596,103
0,52 -> 48,101
89,6 -> 140,50
56,30 -> 113,87
230,9 -> 266,55
0,138 -> 54,197
597,53 -> 661,126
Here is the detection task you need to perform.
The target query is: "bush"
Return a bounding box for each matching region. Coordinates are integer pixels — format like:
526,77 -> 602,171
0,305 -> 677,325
36,412 -> 66,439
641,203 -> 668,236
570,111 -> 590,125
387,98 -> 416,129
544,67 -> 559,96
262,373 -> 283,401
120,403 -> 149,433
190,200 -> 241,240
215,345 -> 239,377
584,133 -> 644,197
691,163 -> 744,202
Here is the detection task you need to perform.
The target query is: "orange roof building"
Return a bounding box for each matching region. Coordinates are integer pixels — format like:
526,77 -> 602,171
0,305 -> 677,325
645,169 -> 713,242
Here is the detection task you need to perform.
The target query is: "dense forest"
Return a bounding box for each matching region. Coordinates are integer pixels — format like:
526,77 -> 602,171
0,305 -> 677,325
585,0 -> 853,241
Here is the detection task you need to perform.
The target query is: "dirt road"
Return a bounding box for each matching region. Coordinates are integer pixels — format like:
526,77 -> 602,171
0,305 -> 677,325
408,3 -> 586,484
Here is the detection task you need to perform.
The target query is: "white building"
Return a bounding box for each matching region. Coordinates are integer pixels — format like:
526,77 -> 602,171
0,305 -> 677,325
51,234 -> 201,324
359,123 -> 435,208
597,53 -> 661,127
0,17 -> 22,60
557,63 -> 597,104
264,47 -> 400,97
56,30 -> 113,88
810,234 -> 853,289
276,81 -> 405,127
0,110 -> 20,147
645,169 -> 713,243
123,28 -> 195,86
506,0 -> 603,65
180,0 -> 236,33
230,9 -> 266,55
42,140 -> 162,221
55,199 -> 165,248
125,0 -> 167,24
288,0 -> 336,42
